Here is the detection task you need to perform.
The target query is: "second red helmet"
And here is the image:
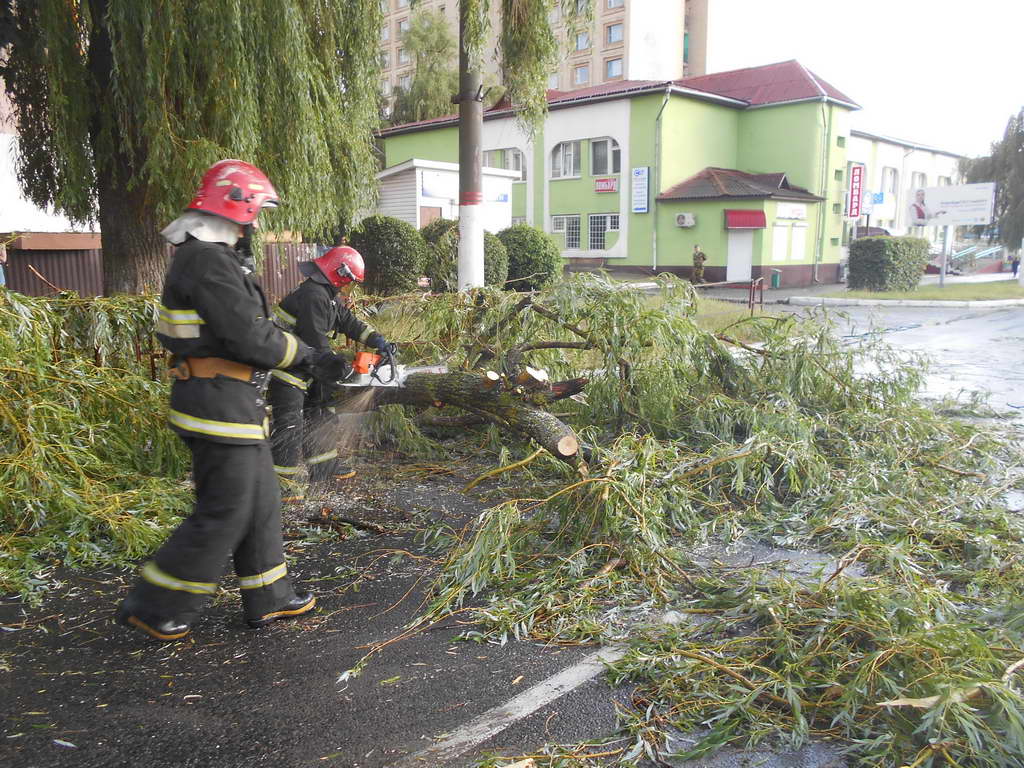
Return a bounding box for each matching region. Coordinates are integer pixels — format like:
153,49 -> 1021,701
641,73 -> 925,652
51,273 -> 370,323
303,246 -> 365,288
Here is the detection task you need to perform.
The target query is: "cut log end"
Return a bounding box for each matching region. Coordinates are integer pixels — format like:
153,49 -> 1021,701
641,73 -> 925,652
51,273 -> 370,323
556,434 -> 579,457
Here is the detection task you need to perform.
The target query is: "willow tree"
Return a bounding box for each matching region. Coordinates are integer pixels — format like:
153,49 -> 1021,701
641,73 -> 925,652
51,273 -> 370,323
0,0 -> 381,295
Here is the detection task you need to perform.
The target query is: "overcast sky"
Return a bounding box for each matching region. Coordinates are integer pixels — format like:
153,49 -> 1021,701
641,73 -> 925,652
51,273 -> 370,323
705,0 -> 1021,157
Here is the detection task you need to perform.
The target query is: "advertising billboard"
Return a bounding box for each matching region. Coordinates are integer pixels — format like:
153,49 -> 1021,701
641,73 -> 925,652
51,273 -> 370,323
907,183 -> 995,227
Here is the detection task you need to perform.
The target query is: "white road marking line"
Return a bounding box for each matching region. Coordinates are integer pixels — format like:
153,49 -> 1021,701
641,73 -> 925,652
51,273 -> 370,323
390,645 -> 625,767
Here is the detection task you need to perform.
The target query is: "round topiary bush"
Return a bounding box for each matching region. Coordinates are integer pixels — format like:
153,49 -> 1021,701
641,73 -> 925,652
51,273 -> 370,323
422,220 -> 510,292
349,215 -> 427,296
496,223 -> 562,291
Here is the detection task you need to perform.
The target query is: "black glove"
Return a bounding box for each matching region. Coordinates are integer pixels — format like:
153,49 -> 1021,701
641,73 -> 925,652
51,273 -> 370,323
374,339 -> 398,358
311,350 -> 351,382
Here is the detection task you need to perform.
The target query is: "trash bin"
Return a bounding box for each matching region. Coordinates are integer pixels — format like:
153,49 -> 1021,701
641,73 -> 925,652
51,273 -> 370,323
770,269 -> 782,289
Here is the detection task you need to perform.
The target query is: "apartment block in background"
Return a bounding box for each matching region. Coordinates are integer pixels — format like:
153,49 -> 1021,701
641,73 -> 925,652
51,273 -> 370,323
379,0 -> 709,102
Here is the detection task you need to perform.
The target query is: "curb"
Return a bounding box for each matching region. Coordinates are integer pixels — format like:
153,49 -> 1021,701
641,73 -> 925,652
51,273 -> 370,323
786,297 -> 1024,308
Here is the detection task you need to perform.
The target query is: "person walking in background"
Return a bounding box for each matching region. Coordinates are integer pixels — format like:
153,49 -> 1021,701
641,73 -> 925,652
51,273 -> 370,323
1011,254 -> 1021,278
691,244 -> 707,284
0,241 -> 7,288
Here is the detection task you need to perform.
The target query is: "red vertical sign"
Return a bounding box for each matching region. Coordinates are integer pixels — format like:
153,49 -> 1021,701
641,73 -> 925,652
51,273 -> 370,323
847,165 -> 864,219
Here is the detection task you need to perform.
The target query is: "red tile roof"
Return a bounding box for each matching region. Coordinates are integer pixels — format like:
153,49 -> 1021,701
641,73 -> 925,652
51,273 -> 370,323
676,60 -> 858,108
657,167 -> 823,202
379,60 -> 858,136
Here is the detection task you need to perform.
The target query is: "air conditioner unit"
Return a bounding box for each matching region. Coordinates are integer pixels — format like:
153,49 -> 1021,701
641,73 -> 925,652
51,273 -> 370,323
675,212 -> 696,227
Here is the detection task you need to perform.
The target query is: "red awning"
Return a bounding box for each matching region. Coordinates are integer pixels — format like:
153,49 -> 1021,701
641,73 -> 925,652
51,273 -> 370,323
724,209 -> 766,229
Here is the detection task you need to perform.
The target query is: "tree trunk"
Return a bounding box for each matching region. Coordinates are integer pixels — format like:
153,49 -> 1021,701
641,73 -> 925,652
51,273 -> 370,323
96,170 -> 169,296
87,0 -> 169,296
335,371 -> 587,467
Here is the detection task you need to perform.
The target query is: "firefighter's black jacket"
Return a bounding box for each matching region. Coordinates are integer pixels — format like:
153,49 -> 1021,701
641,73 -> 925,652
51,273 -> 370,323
273,279 -> 382,356
155,237 -> 312,444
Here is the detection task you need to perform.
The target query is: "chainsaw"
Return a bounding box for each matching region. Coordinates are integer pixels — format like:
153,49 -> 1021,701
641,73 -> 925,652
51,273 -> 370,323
338,350 -> 447,388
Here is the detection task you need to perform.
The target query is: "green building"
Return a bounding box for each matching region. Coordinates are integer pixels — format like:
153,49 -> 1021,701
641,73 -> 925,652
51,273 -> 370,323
378,60 -> 859,287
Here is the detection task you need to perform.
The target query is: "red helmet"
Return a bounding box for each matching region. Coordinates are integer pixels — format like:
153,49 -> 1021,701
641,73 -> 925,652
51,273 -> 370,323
303,246 -> 365,288
186,159 -> 279,225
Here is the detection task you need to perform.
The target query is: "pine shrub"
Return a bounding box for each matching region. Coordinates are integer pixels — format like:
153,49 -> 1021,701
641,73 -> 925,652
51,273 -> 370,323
350,215 -> 427,296
422,219 -> 510,291
497,223 -> 562,291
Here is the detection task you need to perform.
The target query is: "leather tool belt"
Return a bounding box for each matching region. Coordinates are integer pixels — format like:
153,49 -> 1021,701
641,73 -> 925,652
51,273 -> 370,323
170,356 -> 254,382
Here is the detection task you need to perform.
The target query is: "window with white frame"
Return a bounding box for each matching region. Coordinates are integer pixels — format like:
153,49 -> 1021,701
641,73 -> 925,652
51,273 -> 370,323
590,137 -> 620,175
605,58 -> 623,80
511,216 -> 527,226
397,0 -> 409,7
575,31 -> 590,51
576,0 -> 589,11
397,48 -> 410,65
551,141 -> 581,179
574,64 -> 590,85
588,214 -> 617,250
398,73 -> 411,90
882,166 -> 899,195
381,24 -> 390,41
381,79 -> 392,96
397,18 -> 410,36
607,0 -> 623,8
482,149 -> 502,168
380,51 -> 389,69
606,23 -> 623,44
506,147 -> 527,181
938,176 -> 952,186
911,171 -> 927,190
548,73 -> 559,90
552,215 -> 581,248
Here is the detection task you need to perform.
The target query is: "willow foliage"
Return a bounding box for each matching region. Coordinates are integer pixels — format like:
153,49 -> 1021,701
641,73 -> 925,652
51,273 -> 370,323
0,289 -> 189,601
359,274 -> 1024,765
1,0 -> 382,237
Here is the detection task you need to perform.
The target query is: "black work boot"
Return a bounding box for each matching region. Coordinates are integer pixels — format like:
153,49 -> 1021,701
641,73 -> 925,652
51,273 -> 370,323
247,592 -> 316,629
115,604 -> 191,642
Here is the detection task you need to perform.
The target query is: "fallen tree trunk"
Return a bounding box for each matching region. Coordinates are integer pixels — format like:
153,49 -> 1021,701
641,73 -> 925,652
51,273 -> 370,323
333,370 -> 588,466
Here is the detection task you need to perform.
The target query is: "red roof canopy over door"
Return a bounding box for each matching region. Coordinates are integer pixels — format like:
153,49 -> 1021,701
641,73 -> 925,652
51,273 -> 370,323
724,209 -> 767,229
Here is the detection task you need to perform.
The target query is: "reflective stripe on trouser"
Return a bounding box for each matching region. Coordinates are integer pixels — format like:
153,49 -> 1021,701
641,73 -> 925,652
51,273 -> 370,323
304,402 -> 345,483
269,377 -> 305,475
120,438 -> 295,622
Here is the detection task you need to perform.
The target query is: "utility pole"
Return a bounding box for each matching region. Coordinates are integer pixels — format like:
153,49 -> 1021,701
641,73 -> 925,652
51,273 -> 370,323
457,1 -> 485,290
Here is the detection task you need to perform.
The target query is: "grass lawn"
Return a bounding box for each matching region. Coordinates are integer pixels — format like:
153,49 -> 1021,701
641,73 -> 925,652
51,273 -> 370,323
830,279 -> 1024,301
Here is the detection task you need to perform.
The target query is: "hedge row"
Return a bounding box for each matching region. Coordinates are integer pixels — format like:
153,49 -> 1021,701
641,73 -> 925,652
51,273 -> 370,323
350,215 -> 561,295
847,236 -> 930,292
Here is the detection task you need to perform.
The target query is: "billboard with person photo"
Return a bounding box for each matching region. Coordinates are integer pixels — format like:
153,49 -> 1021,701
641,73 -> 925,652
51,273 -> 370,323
907,182 -> 995,226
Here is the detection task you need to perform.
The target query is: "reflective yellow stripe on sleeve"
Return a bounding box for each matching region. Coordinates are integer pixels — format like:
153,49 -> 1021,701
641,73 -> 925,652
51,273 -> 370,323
157,305 -> 206,339
141,562 -> 217,595
270,369 -> 309,390
357,326 -> 376,344
238,563 -> 287,590
273,305 -> 297,329
274,465 -> 301,476
276,332 -> 299,369
168,410 -> 266,441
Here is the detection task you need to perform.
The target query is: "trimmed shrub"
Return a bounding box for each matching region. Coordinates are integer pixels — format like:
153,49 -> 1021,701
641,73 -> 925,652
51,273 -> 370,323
497,223 -> 562,291
847,236 -> 930,292
350,215 -> 427,296
422,219 -> 510,291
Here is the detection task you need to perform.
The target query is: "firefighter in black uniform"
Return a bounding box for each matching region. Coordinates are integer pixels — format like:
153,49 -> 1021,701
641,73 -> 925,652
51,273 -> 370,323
269,246 -> 395,502
116,159 -> 350,641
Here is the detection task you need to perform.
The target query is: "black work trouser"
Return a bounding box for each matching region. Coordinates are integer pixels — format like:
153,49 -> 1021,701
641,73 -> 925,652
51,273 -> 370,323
122,437 -> 295,623
269,378 -> 344,484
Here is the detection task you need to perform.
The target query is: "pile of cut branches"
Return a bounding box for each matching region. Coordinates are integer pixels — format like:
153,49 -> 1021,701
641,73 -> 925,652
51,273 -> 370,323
359,273 -> 1024,766
0,290 -> 189,600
